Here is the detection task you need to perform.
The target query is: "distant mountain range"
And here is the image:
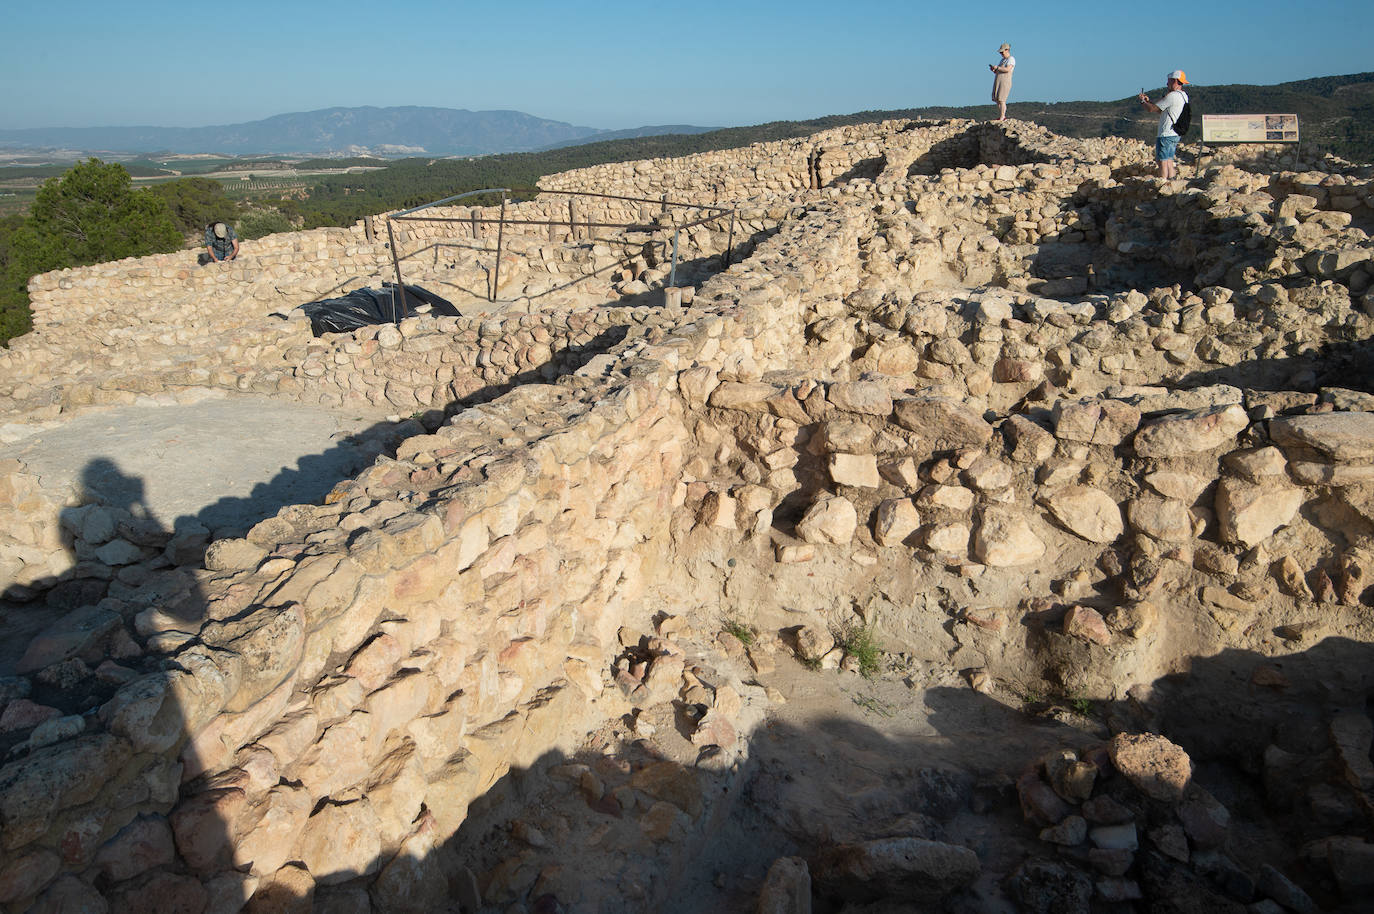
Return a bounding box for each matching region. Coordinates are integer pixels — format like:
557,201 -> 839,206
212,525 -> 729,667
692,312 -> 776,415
0,107 -> 718,157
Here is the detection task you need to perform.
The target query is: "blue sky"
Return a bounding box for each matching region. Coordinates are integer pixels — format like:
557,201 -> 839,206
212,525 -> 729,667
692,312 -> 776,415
3,0 -> 1371,130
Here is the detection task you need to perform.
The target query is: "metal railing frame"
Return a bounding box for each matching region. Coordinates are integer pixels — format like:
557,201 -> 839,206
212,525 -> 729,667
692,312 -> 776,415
383,187 -> 737,316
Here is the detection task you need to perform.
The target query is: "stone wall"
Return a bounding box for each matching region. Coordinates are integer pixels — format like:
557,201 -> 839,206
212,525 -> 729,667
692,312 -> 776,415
0,198 -> 836,908
4,116 -> 1374,912
0,303 -> 662,599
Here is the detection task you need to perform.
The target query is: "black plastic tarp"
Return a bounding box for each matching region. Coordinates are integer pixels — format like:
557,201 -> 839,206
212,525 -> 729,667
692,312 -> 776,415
298,283 -> 459,336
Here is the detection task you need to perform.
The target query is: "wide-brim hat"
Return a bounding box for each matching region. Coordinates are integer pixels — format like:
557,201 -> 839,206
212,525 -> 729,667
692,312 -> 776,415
998,43 -> 1011,53
1167,70 -> 1188,85
213,222 -> 228,239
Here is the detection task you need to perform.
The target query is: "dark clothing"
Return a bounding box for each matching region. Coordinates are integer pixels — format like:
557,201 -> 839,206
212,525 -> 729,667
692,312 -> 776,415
204,224 -> 238,261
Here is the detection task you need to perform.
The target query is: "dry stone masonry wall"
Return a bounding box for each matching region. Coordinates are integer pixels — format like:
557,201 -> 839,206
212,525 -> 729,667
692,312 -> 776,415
2,118 -> 1374,912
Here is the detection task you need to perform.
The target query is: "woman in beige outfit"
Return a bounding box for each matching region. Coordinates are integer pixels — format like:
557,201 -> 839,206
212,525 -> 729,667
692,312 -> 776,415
990,43 -> 1015,121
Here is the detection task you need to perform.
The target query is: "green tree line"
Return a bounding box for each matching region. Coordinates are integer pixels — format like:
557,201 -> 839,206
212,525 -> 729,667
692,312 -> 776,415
0,162 -> 300,345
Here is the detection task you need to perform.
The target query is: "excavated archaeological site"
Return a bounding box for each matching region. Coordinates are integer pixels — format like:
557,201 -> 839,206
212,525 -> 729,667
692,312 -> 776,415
3,118 -> 1374,913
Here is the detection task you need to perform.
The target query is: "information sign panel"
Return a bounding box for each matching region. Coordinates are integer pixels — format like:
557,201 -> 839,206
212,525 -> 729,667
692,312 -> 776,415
1201,114 -> 1299,143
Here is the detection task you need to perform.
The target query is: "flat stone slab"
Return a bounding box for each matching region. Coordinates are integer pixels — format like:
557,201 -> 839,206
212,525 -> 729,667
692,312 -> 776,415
1270,411 -> 1374,461
0,394 -> 397,537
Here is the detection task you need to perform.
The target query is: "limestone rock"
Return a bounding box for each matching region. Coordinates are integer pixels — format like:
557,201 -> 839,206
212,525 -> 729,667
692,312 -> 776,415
811,836 -> 980,903
30,876 -> 109,914
295,800 -> 383,885
1132,404 -> 1248,457
963,455 -> 1012,491
107,871 -> 207,914
1004,414 -> 1056,464
879,457 -> 922,490
1273,555 -> 1313,599
710,381 -> 783,413
245,864 -> 314,913
1315,835 -> 1374,899
1270,411 -> 1374,461
1053,399 -> 1141,446
232,786 -> 312,876
1108,732 -> 1191,803
1063,605 -> 1111,645
828,453 -> 880,488
1045,751 -> 1097,802
1018,771 -> 1073,826
0,733 -> 133,851
370,812 -> 452,914
796,495 -> 857,545
1126,495 -> 1194,543
925,522 -> 970,557
1215,477 -> 1303,548
873,498 -> 920,547
677,366 -> 719,407
921,484 -> 975,511
697,491 -> 737,529
0,849 -> 60,905
204,537 -> 268,572
827,381 -> 893,416
170,782 -> 249,873
1040,815 -> 1088,846
631,760 -> 704,818
973,507 -> 1044,566
1222,446 -> 1287,481
1039,486 -> 1123,543
1177,786 -> 1230,848
893,397 -> 993,450
15,604 -> 122,675
1143,469 -> 1209,501
94,815 -> 175,883
757,856 -> 812,914
793,626 -> 835,664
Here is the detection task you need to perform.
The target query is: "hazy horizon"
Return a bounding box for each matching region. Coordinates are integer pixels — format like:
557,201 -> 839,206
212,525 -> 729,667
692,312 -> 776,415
5,0 -> 1373,132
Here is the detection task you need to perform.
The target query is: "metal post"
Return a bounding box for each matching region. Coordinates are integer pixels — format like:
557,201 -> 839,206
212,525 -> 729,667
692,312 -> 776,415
386,217 -> 405,322
568,198 -> 576,240
492,195 -> 507,303
723,210 -> 737,268
669,227 -> 680,288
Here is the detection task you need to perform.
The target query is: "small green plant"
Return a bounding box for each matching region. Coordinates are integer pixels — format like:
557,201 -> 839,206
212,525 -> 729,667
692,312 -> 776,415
850,692 -> 894,717
837,622 -> 881,678
721,618 -> 755,647
1070,696 -> 1094,717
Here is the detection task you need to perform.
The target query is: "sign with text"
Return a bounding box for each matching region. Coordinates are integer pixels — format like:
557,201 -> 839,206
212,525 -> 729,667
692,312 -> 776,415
1202,114 -> 1300,143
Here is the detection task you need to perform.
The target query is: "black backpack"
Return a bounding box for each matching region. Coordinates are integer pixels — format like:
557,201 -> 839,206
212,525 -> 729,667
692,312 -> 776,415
1172,97 -> 1193,135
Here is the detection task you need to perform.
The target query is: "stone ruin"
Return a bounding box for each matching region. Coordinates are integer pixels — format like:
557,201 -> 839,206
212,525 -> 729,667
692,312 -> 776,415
1,118 -> 1374,913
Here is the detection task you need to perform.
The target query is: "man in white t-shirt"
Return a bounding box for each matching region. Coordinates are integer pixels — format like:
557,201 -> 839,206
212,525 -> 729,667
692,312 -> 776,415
1138,70 -> 1190,179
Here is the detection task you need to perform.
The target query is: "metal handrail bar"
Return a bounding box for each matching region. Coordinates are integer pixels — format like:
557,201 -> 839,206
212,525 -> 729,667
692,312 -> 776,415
387,187 -> 512,220
383,186 -> 741,308
525,186 -> 734,215
389,212 -> 728,232
387,186 -> 731,220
